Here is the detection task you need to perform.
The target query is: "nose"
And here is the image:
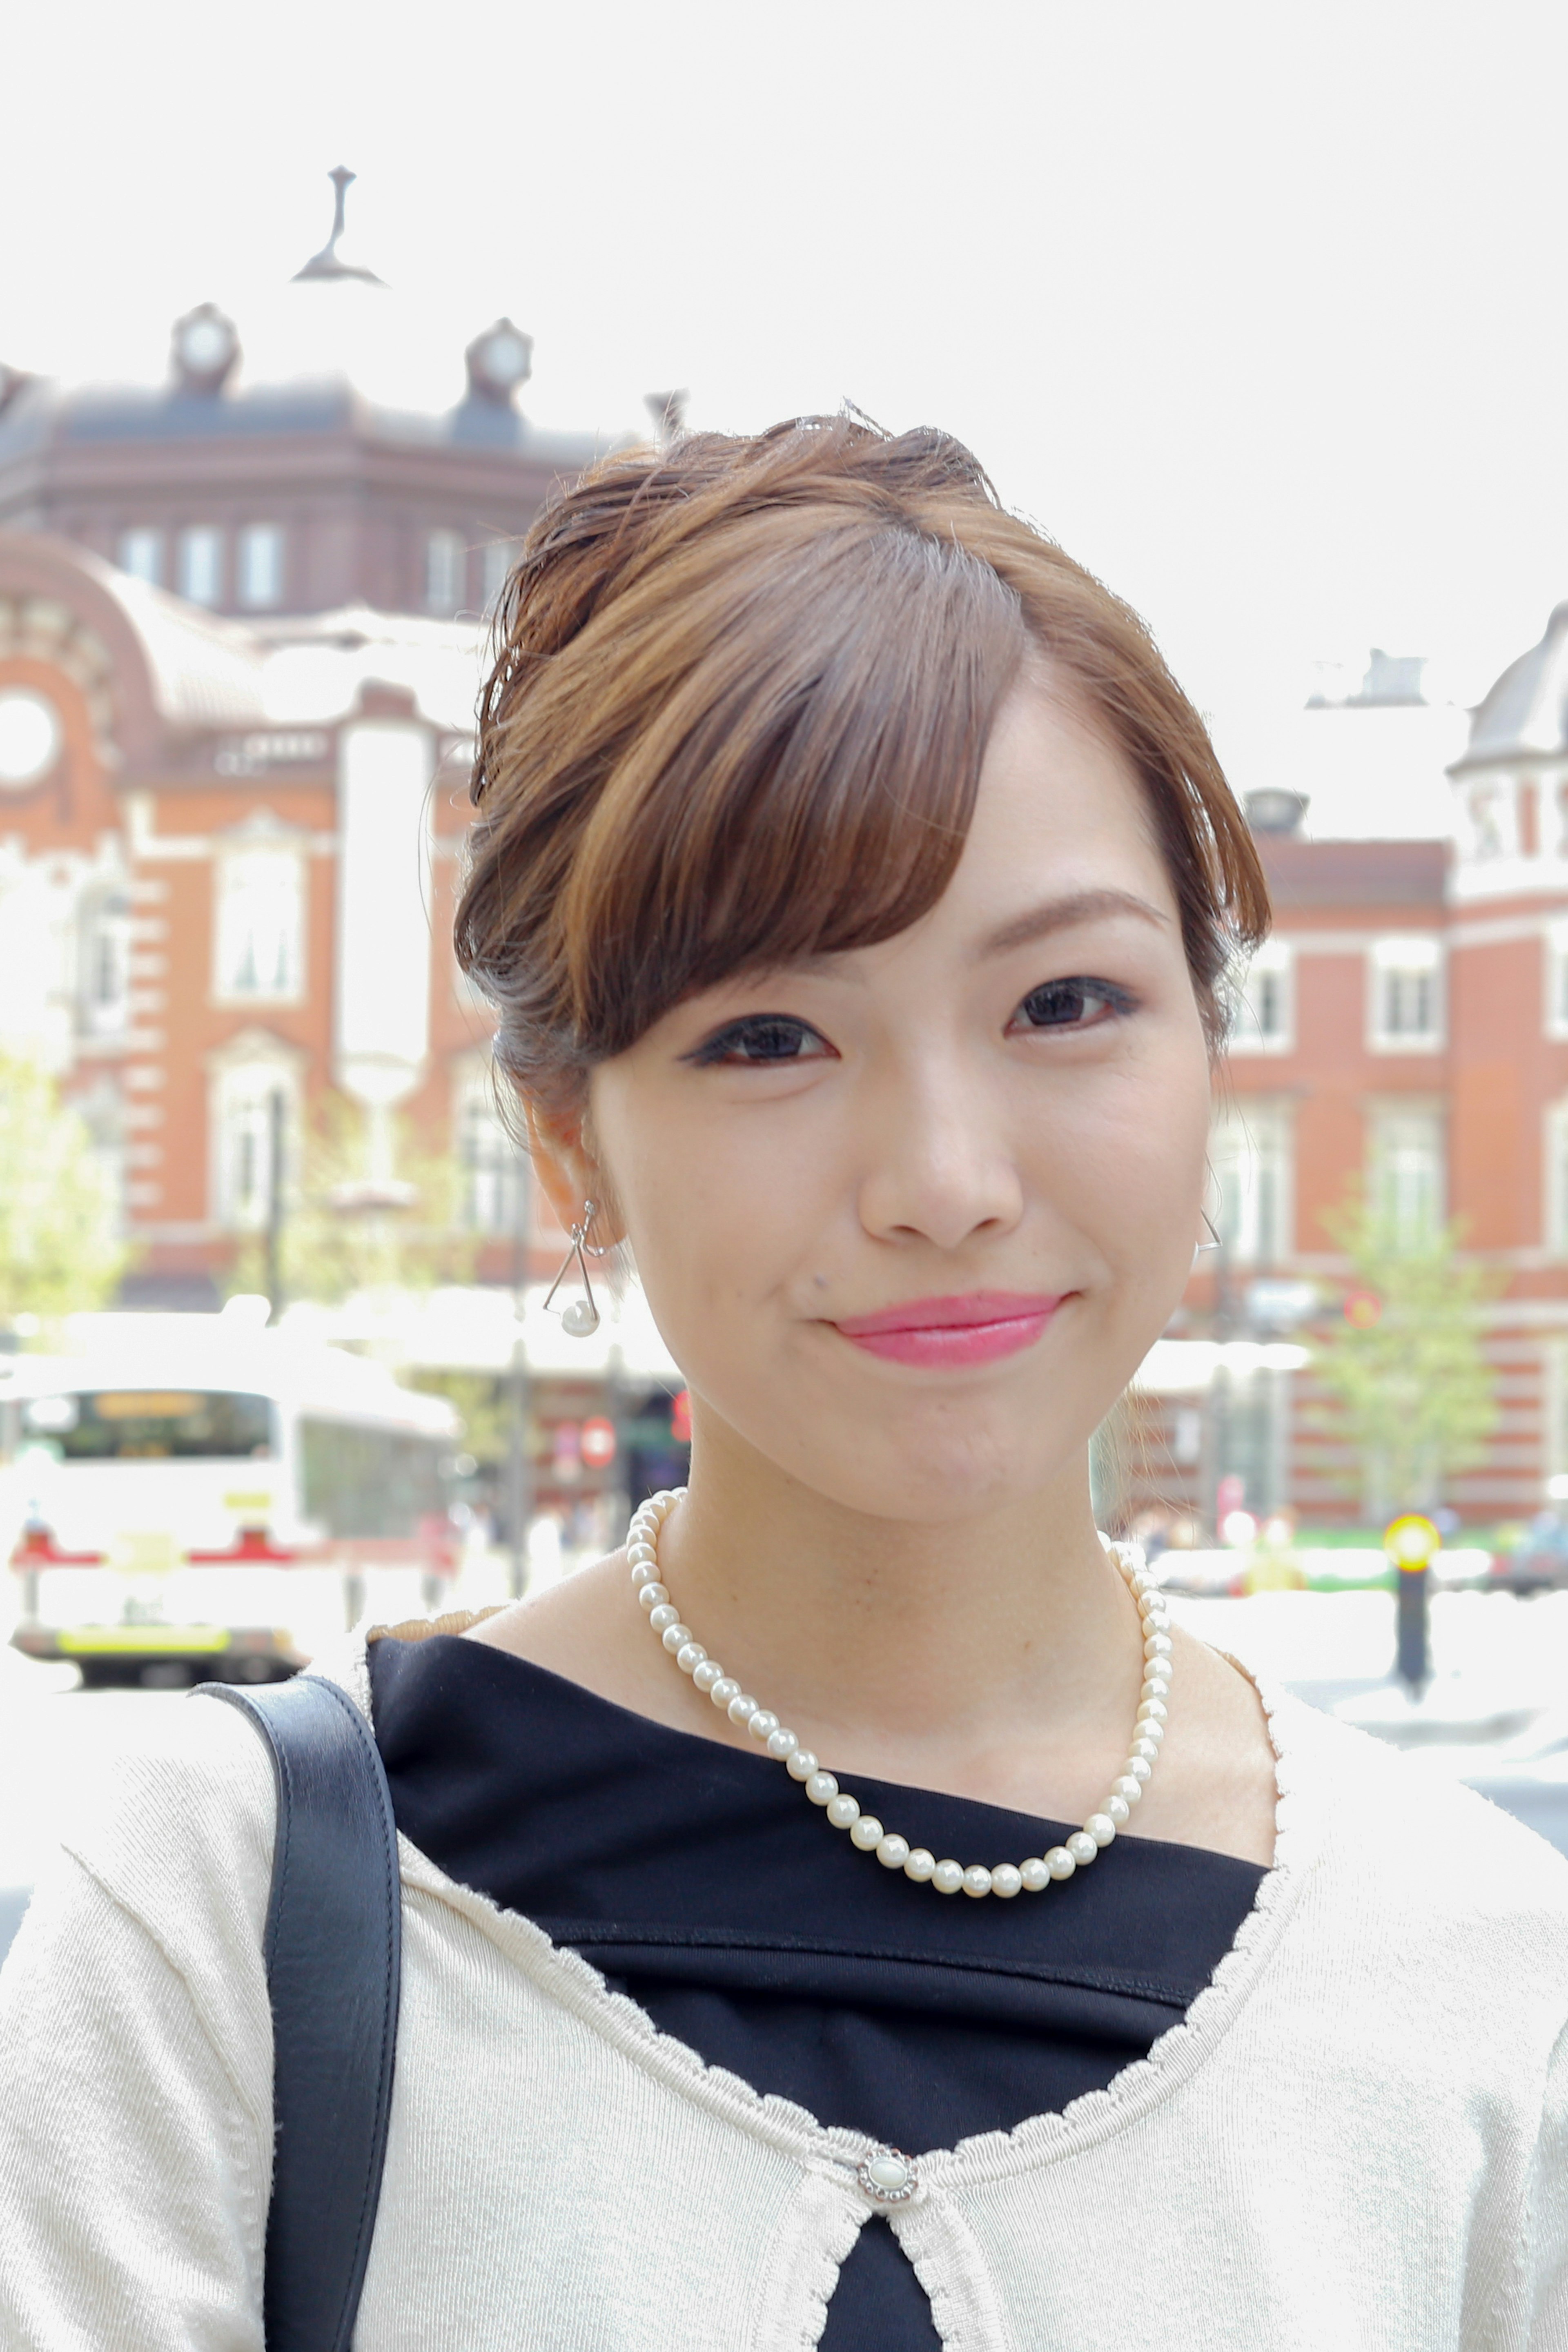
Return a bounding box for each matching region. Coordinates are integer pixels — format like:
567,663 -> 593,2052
855,1064 -> 1025,1252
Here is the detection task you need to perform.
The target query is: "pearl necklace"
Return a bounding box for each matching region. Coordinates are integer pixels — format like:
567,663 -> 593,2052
626,1487 -> 1173,1899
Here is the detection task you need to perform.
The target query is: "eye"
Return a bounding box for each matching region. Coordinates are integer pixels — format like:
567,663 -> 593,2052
685,1014 -> 835,1067
1011,977 -> 1135,1033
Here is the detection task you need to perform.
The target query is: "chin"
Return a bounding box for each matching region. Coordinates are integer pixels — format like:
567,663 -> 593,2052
799,1419 -> 1085,1526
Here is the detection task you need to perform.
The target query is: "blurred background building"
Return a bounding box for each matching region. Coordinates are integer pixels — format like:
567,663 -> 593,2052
0,175 -> 687,1552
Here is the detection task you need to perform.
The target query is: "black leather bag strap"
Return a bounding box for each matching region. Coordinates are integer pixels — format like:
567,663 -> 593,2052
193,1674 -> 402,2352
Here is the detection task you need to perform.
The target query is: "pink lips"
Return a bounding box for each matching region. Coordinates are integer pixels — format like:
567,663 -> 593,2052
832,1291 -> 1065,1368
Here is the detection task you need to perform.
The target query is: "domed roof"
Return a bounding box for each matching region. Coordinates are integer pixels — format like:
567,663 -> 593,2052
1451,603 -> 1568,773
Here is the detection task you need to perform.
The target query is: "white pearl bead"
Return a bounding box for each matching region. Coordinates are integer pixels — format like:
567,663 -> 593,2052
1086,1813 -> 1116,1848
1045,1846 -> 1076,1881
1145,1632 -> 1173,1659
629,1561 -> 659,1588
710,1678 -> 740,1707
876,1834 -> 910,1870
767,1727 -> 798,1759
748,1709 -> 780,1742
962,1865 -> 993,1899
693,1659 -> 723,1693
932,1860 -> 964,1895
1138,1718 -> 1165,1745
675,1642 -> 706,1674
849,1814 -> 883,1850
1127,1755 -> 1153,1782
1112,1775 -> 1143,1804
805,1771 -> 838,1806
1142,1675 -> 1171,1702
991,1863 -> 1023,1899
1105,1795 -> 1131,1825
638,1583 -> 669,1613
648,1601 -> 679,1633
903,1848 -> 936,1882
1137,1697 -> 1167,1723
627,1543 -> 655,1567
1019,1857 -> 1050,1892
786,1748 -> 817,1781
1066,1831 -> 1100,1866
661,1622 -> 692,1654
1130,1736 -> 1160,1764
727,1694 -> 759,1725
826,1793 -> 861,1831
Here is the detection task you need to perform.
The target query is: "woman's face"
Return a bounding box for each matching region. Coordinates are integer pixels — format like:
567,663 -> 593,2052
580,672 -> 1214,1524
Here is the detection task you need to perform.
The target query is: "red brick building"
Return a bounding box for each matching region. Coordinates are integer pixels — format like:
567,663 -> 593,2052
1162,611 -> 1568,1528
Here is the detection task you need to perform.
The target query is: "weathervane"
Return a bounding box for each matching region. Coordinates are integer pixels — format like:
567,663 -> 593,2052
292,166 -> 385,285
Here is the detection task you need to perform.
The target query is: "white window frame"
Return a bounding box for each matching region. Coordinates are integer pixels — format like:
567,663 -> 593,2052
177,525 -> 224,607
481,539 -> 517,610
1463,776 -> 1519,865
213,840 -> 306,1006
236,523 -> 285,610
1546,1098 -> 1568,1259
1228,939 -> 1294,1056
1368,1101 -> 1445,1242
117,526 -> 163,586
452,1057 -> 528,1236
1545,921 -> 1568,1042
1208,1101 -> 1292,1267
78,887 -> 132,1040
425,529 -> 465,616
209,1048 -> 299,1233
1368,934 -> 1443,1054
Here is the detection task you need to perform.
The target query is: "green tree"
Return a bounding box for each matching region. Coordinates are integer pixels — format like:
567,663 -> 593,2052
229,1089 -> 478,1307
1308,1190 -> 1499,1521
0,1051 -> 132,1329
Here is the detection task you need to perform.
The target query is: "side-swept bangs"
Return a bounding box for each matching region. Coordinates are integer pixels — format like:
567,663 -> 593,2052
457,417 -> 1267,1111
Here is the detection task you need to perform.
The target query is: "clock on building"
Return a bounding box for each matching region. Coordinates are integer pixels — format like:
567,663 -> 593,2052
172,303 -> 241,396
465,318 -> 534,407
0,686 -> 63,789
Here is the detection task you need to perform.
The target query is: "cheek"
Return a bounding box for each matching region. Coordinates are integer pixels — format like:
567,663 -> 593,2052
1054,1035 -> 1212,1267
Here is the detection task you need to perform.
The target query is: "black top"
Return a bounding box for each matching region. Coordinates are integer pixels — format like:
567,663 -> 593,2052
368,1633 -> 1265,2350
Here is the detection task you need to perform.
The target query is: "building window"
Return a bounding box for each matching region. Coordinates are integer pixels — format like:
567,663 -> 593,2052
1209,1103 -> 1291,1265
454,1061 -> 527,1235
1464,779 -> 1517,863
1368,1104 -> 1444,1241
481,539 -> 517,609
425,530 -> 465,615
1229,940 -> 1293,1055
177,526 -> 224,607
212,1061 -> 295,1232
1546,922 -> 1568,1042
117,527 -> 163,586
1369,935 -> 1442,1051
214,845 -> 305,1002
78,890 -> 131,1038
236,523 -> 285,610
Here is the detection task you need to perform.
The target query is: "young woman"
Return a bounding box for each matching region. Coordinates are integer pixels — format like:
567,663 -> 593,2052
2,418 -> 1565,2350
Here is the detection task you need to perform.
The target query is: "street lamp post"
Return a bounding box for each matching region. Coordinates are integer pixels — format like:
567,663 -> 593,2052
506,1145 -> 532,1601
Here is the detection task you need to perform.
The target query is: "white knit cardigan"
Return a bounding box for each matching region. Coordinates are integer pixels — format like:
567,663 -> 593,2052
2,1632 -> 1567,2351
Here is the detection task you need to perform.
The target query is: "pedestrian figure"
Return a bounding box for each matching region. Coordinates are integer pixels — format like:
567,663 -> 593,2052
4,415 -> 1565,2347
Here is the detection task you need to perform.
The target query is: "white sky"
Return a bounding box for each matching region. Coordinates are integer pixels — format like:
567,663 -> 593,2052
4,0 -> 1567,810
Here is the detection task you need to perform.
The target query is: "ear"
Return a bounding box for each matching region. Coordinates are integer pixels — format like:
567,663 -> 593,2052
522,1099 -> 621,1245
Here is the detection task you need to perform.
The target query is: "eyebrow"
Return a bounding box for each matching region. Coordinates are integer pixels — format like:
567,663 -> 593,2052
975,888 -> 1172,959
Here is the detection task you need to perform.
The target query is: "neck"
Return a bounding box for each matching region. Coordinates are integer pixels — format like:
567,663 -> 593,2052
654,1417 -> 1137,1769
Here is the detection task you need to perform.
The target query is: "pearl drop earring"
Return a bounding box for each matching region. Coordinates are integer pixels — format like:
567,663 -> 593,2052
544,1199 -> 608,1338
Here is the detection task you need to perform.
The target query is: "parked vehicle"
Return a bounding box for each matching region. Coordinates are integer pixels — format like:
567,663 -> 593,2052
2,1320 -> 461,1686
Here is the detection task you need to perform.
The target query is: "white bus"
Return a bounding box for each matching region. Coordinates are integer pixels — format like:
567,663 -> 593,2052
2,1319 -> 462,1686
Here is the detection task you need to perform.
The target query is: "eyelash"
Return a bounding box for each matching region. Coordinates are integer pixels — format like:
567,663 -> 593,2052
1010,977 -> 1137,1033
686,980 -> 1137,1066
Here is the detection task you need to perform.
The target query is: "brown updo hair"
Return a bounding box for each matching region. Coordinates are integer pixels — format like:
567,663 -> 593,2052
457,415 -> 1267,1114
